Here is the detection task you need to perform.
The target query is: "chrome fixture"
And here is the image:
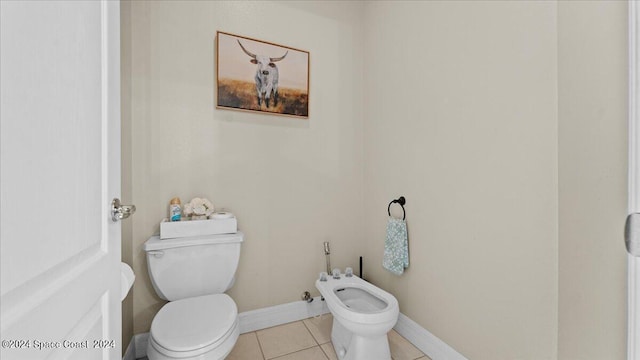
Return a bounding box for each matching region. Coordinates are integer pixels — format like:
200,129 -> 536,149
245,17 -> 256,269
323,242 -> 331,274
345,267 -> 353,277
111,198 -> 136,222
332,268 -> 341,279
301,291 -> 313,303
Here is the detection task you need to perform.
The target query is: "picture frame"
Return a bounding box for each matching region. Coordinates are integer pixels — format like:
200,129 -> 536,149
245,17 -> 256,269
216,31 -> 310,118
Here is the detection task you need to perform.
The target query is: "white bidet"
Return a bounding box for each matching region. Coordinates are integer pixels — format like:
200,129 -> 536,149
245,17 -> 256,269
316,274 -> 399,360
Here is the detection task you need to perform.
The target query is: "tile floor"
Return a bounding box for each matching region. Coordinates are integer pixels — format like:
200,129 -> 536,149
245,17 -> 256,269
139,314 -> 430,360
227,314 -> 430,360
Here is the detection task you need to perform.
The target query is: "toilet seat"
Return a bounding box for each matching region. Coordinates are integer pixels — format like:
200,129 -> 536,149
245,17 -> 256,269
149,294 -> 238,358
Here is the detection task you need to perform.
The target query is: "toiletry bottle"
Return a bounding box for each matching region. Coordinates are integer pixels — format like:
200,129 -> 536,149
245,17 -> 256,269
169,197 -> 182,221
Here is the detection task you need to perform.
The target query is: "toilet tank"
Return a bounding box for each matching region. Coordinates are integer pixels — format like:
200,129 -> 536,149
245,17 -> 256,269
143,232 -> 243,301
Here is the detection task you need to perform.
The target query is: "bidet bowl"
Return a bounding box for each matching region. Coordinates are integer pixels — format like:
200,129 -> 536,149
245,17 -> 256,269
326,283 -> 398,335
316,274 -> 399,359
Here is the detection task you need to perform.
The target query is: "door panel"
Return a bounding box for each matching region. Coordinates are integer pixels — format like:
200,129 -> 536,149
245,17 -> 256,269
630,1 -> 640,359
0,1 -> 121,359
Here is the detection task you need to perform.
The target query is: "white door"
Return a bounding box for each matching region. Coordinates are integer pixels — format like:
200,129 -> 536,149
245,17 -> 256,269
0,1 -> 122,360
630,1 -> 640,359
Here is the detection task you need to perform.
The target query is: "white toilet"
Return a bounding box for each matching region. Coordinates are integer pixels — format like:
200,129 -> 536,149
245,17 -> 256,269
316,273 -> 399,360
144,232 -> 244,360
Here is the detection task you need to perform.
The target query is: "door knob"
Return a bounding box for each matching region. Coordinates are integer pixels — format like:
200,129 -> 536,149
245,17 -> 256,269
111,198 -> 136,222
625,213 -> 640,257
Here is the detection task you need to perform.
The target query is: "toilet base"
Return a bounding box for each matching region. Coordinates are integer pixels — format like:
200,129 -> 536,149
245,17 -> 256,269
331,318 -> 391,360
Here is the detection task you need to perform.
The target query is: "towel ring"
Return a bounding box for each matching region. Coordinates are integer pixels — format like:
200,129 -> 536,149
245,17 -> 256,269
387,196 -> 406,220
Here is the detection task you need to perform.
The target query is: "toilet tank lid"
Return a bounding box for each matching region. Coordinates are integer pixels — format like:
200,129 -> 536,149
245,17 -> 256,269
144,232 -> 244,251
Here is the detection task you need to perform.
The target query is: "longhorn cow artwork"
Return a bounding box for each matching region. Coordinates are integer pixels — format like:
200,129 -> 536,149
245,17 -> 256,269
237,40 -> 287,108
216,31 -> 309,118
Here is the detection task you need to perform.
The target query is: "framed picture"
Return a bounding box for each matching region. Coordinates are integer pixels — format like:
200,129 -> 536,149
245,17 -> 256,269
216,31 -> 310,118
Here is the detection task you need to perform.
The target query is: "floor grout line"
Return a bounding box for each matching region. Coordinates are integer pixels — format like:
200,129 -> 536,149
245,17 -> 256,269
253,330 -> 267,360
301,317 -> 321,346
318,343 -> 332,360
256,321 -> 319,360
227,315 -> 429,360
270,345 -> 325,360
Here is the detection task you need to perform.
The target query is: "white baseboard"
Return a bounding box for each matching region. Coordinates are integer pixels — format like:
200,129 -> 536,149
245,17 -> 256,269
126,297 -> 329,359
239,296 -> 330,333
133,332 -> 149,359
122,338 -> 136,360
394,312 -> 468,360
124,299 -> 467,360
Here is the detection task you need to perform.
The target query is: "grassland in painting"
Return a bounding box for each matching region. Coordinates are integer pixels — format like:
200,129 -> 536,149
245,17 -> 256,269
217,78 -> 308,117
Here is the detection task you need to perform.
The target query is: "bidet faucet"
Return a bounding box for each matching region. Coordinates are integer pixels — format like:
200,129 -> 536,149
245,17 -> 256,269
323,242 -> 331,275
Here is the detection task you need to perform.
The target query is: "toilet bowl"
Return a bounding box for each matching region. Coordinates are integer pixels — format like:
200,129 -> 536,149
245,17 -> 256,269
147,294 -> 239,360
144,233 -> 244,360
316,274 -> 399,360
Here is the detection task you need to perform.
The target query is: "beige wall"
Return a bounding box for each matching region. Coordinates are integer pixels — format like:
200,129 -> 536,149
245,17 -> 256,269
121,1 -> 630,359
124,0 -> 365,334
362,1 -> 559,359
558,1 -> 628,358
120,0 -> 133,353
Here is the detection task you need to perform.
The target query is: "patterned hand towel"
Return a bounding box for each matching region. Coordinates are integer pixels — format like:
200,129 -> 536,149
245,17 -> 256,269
383,217 -> 409,275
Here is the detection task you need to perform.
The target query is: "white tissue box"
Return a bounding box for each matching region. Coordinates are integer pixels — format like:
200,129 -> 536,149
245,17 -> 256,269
160,217 -> 238,239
